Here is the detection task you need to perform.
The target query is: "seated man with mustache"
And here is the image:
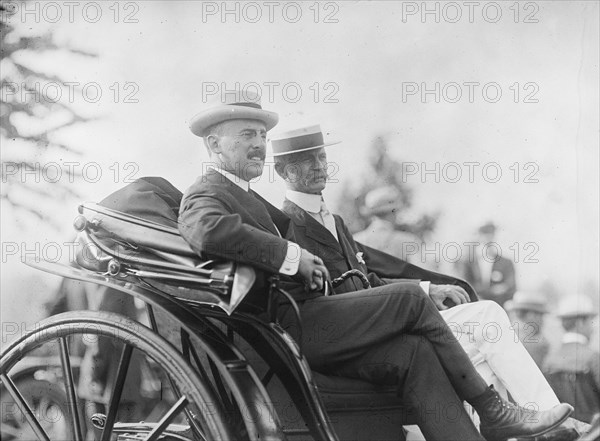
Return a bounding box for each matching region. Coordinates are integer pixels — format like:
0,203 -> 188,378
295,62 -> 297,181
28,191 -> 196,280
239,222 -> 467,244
178,92 -> 572,441
271,124 -> 588,441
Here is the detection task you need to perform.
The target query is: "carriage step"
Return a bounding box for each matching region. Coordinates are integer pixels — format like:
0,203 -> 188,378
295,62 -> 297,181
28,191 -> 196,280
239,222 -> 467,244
90,413 -> 193,440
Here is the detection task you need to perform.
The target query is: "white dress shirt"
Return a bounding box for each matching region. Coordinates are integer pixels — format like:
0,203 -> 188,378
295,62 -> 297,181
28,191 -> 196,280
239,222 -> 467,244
210,166 -> 301,275
210,165 -> 251,191
476,244 -> 494,287
286,190 -> 338,240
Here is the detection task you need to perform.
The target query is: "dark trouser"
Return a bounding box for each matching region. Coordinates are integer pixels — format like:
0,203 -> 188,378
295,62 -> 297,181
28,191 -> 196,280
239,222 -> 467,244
280,282 -> 489,441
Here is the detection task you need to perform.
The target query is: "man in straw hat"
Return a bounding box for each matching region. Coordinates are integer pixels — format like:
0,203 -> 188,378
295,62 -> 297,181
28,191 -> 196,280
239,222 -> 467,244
179,93 -> 573,441
181,89 -> 328,295
505,291 -> 551,368
272,123 -> 589,440
544,295 -> 600,423
353,185 -> 423,265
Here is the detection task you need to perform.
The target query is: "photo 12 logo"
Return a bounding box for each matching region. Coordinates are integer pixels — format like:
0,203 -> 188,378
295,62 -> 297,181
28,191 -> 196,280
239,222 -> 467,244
405,241 -> 540,265
1,81 -> 140,105
1,161 -> 140,184
400,162 -> 540,184
200,1 -> 340,24
402,82 -> 540,104
401,2 -> 540,24
202,82 -> 340,104
199,161 -> 341,185
1,1 -> 140,24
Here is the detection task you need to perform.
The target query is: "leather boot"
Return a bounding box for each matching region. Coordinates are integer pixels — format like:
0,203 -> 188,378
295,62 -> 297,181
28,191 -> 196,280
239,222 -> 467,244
470,385 -> 573,441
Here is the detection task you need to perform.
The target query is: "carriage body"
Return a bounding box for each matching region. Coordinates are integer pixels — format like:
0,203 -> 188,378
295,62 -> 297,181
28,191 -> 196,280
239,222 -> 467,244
1,199 -> 411,441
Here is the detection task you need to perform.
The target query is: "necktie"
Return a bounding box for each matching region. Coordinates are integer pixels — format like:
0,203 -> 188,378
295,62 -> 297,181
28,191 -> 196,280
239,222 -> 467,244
319,199 -> 338,240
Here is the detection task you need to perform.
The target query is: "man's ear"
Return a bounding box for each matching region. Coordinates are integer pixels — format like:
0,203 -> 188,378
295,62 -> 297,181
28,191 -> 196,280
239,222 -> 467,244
277,162 -> 297,183
274,162 -> 287,180
205,134 -> 221,156
284,163 -> 301,184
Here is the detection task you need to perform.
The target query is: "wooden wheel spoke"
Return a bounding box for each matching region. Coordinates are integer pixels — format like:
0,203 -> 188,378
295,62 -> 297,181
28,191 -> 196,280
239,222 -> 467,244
145,396 -> 188,441
208,358 -> 233,412
101,343 -> 133,441
182,331 -> 212,390
2,310 -> 235,440
0,373 -> 50,441
179,331 -> 212,439
59,337 -> 83,441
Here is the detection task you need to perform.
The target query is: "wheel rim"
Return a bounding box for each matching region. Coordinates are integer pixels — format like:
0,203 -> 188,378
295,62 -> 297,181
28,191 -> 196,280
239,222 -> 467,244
0,311 -> 233,441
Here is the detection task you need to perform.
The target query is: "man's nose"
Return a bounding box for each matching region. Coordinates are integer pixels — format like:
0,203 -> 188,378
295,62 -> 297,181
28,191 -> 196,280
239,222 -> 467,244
253,134 -> 266,148
314,159 -> 327,171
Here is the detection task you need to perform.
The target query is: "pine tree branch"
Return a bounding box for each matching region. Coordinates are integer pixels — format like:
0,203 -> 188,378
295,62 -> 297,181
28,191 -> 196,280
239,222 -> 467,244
2,193 -> 48,222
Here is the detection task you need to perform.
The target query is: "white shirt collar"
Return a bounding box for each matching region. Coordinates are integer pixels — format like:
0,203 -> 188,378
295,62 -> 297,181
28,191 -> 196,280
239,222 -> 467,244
209,164 -> 250,192
286,190 -> 322,213
562,332 -> 589,345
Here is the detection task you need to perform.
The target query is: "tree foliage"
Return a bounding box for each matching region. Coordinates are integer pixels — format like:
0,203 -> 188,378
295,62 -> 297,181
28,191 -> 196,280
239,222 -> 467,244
1,2 -> 96,226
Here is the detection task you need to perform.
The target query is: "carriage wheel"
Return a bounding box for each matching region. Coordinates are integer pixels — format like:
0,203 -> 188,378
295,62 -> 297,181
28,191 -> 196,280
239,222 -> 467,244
1,377 -> 74,440
1,311 -> 234,441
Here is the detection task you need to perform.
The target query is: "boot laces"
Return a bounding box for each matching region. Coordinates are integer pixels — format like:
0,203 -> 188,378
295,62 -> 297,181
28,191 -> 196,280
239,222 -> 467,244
493,389 -> 522,412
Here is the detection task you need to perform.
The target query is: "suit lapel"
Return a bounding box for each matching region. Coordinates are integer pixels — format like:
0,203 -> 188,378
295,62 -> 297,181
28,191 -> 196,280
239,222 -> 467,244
252,190 -> 293,239
334,216 -> 369,272
204,170 -> 280,236
284,199 -> 344,256
305,215 -> 342,249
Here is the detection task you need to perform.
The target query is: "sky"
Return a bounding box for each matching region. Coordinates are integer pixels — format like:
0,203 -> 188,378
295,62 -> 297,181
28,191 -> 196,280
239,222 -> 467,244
1,1 -> 598,330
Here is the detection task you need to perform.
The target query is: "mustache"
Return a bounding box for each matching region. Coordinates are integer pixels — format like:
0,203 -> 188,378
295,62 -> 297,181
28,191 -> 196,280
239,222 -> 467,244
247,150 -> 266,161
302,174 -> 328,185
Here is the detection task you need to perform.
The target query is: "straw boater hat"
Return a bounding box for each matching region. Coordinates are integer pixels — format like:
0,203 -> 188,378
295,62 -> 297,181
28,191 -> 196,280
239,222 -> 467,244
363,186 -> 403,216
505,291 -> 548,315
270,125 -> 340,157
556,295 -> 598,319
189,88 -> 279,137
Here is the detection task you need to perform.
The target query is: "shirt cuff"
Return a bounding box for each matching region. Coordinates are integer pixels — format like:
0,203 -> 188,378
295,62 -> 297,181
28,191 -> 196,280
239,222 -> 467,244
279,242 -> 301,275
419,281 -> 431,295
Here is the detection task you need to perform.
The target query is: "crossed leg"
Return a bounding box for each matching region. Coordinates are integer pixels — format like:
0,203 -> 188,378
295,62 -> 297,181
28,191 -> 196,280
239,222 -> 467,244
440,300 -> 560,410
279,282 -> 489,440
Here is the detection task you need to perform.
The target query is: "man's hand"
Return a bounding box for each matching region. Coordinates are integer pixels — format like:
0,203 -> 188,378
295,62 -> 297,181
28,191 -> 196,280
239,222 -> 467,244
429,284 -> 470,310
298,249 -> 330,291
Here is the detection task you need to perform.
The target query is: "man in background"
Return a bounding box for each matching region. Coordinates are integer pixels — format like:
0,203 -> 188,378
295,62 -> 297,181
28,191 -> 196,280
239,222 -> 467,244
544,295 -> 600,423
459,222 -> 517,307
505,291 -> 551,368
354,186 -> 424,266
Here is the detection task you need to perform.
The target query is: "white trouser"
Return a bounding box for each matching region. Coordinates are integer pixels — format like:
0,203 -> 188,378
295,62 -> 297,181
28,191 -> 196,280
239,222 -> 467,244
440,300 -> 560,410
404,300 -> 562,441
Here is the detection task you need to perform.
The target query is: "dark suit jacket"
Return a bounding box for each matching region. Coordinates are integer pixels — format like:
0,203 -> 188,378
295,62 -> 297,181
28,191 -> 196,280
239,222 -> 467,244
179,169 -> 292,271
179,170 -> 319,304
544,341 -> 600,422
282,199 -> 478,301
462,255 -> 516,306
